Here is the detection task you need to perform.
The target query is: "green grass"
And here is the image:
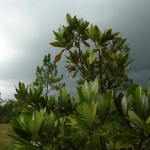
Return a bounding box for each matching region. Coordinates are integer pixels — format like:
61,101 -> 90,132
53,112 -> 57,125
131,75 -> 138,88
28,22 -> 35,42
0,124 -> 13,150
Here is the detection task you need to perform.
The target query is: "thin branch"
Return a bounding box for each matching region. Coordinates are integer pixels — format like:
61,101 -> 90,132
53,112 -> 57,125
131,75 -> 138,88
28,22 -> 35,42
99,136 -> 106,150
68,50 -> 88,81
98,48 -> 103,95
78,35 -> 84,67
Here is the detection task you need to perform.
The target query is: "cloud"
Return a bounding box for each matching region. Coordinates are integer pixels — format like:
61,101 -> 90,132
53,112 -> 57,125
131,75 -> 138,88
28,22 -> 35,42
129,69 -> 150,87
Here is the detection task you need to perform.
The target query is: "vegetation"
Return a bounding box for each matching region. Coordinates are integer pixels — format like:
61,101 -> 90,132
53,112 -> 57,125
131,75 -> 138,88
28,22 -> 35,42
0,14 -> 150,149
0,92 -> 4,106
34,53 -> 65,97
51,14 -> 132,96
0,99 -> 22,123
0,53 -> 66,124
8,80 -> 150,150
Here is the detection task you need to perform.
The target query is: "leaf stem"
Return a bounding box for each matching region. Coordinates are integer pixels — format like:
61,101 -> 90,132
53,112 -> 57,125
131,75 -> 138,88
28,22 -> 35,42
68,50 -> 88,81
89,129 -> 93,150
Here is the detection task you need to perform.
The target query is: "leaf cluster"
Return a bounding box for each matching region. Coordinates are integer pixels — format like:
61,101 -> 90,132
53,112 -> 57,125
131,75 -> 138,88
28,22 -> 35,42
51,14 -> 132,95
9,80 -> 150,149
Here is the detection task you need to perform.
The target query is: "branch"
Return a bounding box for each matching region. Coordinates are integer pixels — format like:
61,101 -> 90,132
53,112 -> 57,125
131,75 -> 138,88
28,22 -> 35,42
68,50 -> 88,81
98,48 -> 103,95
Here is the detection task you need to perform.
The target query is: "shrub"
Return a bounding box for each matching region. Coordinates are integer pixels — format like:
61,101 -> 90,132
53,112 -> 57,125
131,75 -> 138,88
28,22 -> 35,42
8,80 -> 150,149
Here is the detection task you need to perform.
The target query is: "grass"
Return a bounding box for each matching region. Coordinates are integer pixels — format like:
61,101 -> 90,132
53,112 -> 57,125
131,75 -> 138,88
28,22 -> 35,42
0,124 -> 13,150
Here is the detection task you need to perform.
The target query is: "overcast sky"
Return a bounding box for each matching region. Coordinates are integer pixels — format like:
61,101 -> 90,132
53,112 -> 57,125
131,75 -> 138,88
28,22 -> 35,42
0,0 -> 150,99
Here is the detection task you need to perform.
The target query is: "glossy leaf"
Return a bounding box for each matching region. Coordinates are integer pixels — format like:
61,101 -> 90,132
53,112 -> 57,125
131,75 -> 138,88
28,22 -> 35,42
72,70 -> 78,78
121,96 -> 127,115
77,87 -> 87,103
88,51 -> 96,64
143,125 -> 150,135
115,135 -> 135,149
146,116 -> 150,125
128,110 -> 145,128
98,91 -> 111,122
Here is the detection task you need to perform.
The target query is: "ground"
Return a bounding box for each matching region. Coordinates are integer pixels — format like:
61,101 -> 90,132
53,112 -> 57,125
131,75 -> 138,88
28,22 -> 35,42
0,124 -> 13,150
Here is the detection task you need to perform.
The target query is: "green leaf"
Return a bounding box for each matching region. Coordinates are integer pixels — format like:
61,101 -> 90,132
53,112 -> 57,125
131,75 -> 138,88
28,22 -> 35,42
98,127 -> 109,136
127,95 -> 133,110
87,25 -> 95,40
77,87 -> 87,103
28,110 -> 44,135
44,112 -> 56,134
98,92 -> 111,122
89,79 -> 99,94
144,125 -> 150,135
102,50 -> 111,60
115,135 -> 135,149
36,85 -> 43,96
100,29 -> 114,45
7,133 -> 30,145
50,41 -> 63,47
128,110 -> 145,128
79,83 -> 89,101
75,118 -> 89,129
66,13 -> 72,25
72,70 -> 78,78
84,42 -> 90,47
146,116 -> 150,125
12,118 -> 25,130
133,86 -> 143,114
66,65 -> 76,72
84,81 -> 90,97
88,92 -> 96,104
88,51 -> 96,64
141,95 -> 149,118
121,96 -> 127,115
77,102 -> 94,127
92,101 -> 98,120
68,117 -> 88,129
68,117 -> 77,126
49,112 -> 55,125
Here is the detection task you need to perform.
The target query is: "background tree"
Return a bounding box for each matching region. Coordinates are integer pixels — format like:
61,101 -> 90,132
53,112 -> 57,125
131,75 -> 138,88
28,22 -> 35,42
51,14 -> 132,96
0,92 -> 4,106
34,53 -> 65,97
0,98 -> 22,123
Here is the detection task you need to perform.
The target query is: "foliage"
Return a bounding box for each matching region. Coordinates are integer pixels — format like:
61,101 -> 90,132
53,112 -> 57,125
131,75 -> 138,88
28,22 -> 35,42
9,80 -> 150,149
0,92 -> 26,123
0,99 -> 22,123
50,14 -> 132,95
14,82 -> 56,114
8,14 -> 150,150
34,53 -> 65,97
0,92 -> 4,106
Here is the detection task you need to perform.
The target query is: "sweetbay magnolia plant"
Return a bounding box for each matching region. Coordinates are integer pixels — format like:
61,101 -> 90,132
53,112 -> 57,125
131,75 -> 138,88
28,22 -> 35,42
51,14 -> 132,96
8,14 -> 150,150
9,80 -> 150,149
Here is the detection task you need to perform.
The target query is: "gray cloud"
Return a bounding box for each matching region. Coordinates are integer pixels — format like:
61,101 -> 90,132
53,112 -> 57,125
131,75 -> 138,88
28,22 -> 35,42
0,0 -> 150,99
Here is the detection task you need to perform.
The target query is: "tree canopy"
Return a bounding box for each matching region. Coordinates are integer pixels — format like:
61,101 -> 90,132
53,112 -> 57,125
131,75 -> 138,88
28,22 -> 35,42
51,14 -> 132,96
34,53 -> 65,97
